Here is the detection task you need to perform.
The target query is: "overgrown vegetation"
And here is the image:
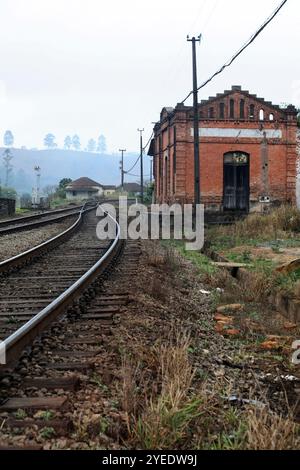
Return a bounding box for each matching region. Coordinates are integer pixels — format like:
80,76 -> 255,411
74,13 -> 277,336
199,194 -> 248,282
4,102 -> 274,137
121,329 -> 300,450
207,206 -> 300,297
209,205 -> 300,249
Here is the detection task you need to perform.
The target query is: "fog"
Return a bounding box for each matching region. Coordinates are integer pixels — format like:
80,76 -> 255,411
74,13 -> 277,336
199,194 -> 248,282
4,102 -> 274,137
0,0 -> 299,153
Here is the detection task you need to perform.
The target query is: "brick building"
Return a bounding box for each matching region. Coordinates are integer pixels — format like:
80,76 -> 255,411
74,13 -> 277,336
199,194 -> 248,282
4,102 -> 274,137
150,86 -> 298,212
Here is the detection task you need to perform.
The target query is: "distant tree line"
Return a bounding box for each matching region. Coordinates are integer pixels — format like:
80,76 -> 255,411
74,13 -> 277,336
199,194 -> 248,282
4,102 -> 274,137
0,130 -> 107,154
44,133 -> 107,153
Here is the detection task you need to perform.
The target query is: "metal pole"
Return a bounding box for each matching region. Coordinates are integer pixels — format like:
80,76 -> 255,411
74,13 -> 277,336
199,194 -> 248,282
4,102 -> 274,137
150,158 -> 153,184
119,149 -> 126,192
138,129 -> 144,202
187,35 -> 201,206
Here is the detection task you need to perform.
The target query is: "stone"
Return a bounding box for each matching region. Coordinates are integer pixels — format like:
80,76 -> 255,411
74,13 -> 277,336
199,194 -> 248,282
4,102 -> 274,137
217,304 -> 244,314
225,329 -> 240,337
284,322 -> 298,331
261,340 -> 280,351
214,314 -> 234,324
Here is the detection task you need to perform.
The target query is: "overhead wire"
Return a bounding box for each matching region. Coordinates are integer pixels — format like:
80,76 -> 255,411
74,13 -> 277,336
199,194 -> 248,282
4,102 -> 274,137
181,0 -> 289,104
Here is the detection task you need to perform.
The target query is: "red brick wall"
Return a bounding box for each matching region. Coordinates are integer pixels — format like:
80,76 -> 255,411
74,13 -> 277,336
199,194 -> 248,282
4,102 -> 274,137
153,88 -> 298,210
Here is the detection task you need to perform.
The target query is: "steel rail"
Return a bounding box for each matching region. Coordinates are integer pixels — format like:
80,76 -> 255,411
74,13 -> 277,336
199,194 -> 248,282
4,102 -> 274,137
1,211 -> 122,366
0,204 -> 96,274
0,205 -> 83,228
0,199 -> 136,235
0,210 -> 83,236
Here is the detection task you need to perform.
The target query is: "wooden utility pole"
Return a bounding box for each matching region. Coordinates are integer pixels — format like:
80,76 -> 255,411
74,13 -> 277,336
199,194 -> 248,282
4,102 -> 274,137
119,149 -> 126,191
187,35 -> 201,205
138,128 -> 144,202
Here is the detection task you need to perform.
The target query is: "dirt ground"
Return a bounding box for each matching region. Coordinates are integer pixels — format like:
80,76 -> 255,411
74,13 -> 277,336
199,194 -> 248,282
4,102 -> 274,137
220,245 -> 300,266
1,239 -> 299,450
65,240 -> 300,449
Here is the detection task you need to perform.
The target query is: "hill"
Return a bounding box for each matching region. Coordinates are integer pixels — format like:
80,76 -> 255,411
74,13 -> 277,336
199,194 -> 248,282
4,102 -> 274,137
0,148 -> 147,194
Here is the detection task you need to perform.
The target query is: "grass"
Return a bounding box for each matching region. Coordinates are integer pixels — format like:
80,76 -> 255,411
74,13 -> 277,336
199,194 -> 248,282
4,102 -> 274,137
15,208 -> 31,215
207,206 -> 300,297
50,197 -> 68,208
123,331 -> 206,449
120,327 -> 300,450
14,409 -> 27,420
40,427 -> 56,439
210,205 -> 300,245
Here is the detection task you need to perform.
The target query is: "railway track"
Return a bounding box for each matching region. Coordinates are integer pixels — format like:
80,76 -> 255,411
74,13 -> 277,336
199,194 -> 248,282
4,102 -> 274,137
0,202 -> 141,449
0,205 -> 84,236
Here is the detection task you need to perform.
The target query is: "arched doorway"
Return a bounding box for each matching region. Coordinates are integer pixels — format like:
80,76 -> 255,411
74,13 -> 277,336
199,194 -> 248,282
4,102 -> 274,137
223,152 -> 250,212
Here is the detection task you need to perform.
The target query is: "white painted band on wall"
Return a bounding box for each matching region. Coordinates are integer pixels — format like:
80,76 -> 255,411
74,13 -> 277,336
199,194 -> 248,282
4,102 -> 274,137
191,128 -> 282,139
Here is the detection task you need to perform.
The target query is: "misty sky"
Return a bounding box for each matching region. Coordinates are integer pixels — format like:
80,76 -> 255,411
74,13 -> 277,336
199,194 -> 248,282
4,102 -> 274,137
0,0 -> 299,153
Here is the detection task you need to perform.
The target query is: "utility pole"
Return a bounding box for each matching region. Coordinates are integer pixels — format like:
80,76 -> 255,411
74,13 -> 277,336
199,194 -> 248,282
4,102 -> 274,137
187,34 -> 202,206
119,149 -> 126,191
138,128 -> 144,202
150,158 -> 153,184
33,165 -> 41,208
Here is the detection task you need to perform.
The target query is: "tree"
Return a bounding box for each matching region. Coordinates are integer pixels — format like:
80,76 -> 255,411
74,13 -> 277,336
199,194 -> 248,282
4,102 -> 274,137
87,138 -> 96,153
59,178 -> 72,189
43,185 -> 58,200
3,148 -> 13,187
44,133 -> 57,149
64,135 -> 72,150
97,135 -> 107,154
3,130 -> 14,147
57,178 -> 72,199
72,135 -> 81,150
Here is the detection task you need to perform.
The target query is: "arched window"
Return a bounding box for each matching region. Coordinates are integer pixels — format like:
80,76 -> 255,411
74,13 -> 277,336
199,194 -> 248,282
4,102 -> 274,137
219,102 -> 225,119
230,99 -> 235,119
249,104 -> 255,119
269,113 -> 274,121
259,109 -> 265,121
240,99 -> 245,119
209,107 -> 215,119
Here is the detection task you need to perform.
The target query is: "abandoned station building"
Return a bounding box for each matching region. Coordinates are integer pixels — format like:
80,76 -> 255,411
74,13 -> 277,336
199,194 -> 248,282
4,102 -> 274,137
150,86 -> 298,212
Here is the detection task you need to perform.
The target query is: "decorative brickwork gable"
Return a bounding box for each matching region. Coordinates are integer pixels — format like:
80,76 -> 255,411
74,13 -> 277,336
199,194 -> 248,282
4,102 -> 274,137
151,86 -> 298,212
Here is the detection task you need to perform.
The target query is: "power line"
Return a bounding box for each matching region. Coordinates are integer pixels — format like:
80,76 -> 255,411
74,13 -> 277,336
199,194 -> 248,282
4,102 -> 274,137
201,0 -> 220,34
123,131 -> 153,176
181,0 -> 288,104
124,154 -> 140,174
143,131 -> 154,152
126,173 -> 150,178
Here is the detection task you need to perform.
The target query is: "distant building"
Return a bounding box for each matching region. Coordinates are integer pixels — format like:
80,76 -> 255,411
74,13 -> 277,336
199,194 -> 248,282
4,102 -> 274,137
150,86 -> 298,212
117,183 -> 145,197
66,177 -> 104,200
103,185 -> 117,197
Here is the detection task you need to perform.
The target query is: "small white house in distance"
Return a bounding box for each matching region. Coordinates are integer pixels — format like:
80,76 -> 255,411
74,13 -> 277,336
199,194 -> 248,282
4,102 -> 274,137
65,177 -> 104,201
103,185 -> 117,197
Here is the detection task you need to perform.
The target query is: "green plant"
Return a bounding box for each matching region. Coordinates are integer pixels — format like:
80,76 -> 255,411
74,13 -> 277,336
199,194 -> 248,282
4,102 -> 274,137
15,409 -> 27,420
40,427 -> 56,439
91,374 -> 109,393
39,411 -> 54,422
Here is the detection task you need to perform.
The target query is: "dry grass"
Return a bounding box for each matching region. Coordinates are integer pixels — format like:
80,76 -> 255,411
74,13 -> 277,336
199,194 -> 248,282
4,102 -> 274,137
293,281 -> 300,298
122,330 -> 205,449
145,241 -> 180,272
237,269 -> 278,302
234,205 -> 300,239
246,406 -> 300,450
119,327 -> 300,450
211,205 -> 300,241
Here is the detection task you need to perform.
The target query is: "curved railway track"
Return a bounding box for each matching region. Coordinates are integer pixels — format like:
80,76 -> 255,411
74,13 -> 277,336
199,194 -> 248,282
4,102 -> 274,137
0,204 -> 124,366
0,198 -> 144,450
0,205 -> 84,236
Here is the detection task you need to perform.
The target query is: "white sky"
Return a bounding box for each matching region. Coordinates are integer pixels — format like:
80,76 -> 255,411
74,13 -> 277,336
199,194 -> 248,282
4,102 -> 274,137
0,0 -> 299,152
